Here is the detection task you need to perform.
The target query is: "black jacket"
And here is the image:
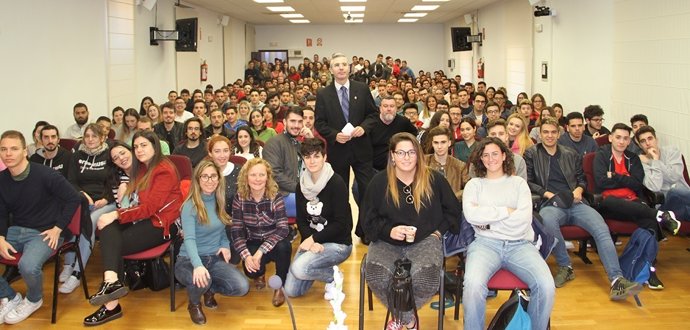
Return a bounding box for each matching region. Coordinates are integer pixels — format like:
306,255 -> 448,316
524,144 -> 586,200
593,145 -> 645,197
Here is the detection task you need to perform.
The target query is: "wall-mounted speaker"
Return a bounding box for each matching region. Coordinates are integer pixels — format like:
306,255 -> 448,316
464,14 -> 473,25
220,15 -> 230,27
451,27 -> 472,52
176,18 -> 198,52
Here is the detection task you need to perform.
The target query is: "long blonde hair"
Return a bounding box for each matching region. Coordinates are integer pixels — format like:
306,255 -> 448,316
507,113 -> 534,155
236,158 -> 279,200
386,132 -> 433,213
184,159 -> 231,225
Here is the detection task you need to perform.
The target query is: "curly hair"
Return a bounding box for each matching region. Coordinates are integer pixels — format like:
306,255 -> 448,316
236,158 -> 279,200
469,137 -> 515,178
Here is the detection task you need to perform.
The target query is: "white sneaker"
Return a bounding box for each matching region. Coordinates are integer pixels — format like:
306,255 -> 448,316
564,240 -> 575,250
324,282 -> 336,300
3,297 -> 42,324
59,275 -> 81,294
0,293 -> 22,324
59,265 -> 73,283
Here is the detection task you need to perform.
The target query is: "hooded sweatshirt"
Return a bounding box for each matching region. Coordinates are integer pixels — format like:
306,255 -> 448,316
29,146 -> 72,178
67,143 -> 114,202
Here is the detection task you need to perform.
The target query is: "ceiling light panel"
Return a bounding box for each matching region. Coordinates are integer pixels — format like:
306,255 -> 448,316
280,13 -> 304,18
266,6 -> 295,12
411,5 -> 439,11
404,13 -> 427,17
345,19 -> 364,23
290,19 -> 310,23
398,18 -> 418,23
340,6 -> 366,12
342,13 -> 365,18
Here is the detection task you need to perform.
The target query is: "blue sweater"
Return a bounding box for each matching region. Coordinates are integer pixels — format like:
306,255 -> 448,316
179,193 -> 231,268
0,163 -> 81,235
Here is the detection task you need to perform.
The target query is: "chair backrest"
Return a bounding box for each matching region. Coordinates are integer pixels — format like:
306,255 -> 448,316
229,155 -> 247,167
168,155 -> 193,180
682,155 -> 690,186
107,129 -> 116,140
582,152 -> 597,194
594,134 -> 609,146
67,205 -> 82,237
59,138 -> 78,151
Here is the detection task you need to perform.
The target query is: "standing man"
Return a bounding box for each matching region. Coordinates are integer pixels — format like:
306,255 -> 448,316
315,53 -> 378,223
65,103 -> 90,139
367,96 -> 418,172
29,125 -> 72,178
0,131 -> 82,324
525,119 -> 642,298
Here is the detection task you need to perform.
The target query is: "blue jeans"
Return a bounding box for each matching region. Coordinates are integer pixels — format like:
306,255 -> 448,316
462,236 -> 554,330
284,243 -> 352,297
0,226 -> 63,302
540,203 -> 623,281
175,255 -> 249,304
285,193 -> 296,218
64,203 -> 117,272
661,186 -> 690,220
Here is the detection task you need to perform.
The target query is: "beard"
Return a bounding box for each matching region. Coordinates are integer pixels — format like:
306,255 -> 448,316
75,117 -> 88,125
44,143 -> 57,152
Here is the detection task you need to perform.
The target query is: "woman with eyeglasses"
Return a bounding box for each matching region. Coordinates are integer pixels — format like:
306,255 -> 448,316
175,159 -> 249,325
362,132 -> 461,330
462,137 -> 554,330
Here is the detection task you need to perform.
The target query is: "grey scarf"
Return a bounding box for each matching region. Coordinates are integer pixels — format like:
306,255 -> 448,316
299,162 -> 334,201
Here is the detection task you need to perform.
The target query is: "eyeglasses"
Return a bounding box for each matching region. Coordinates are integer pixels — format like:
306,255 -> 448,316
199,174 -> 219,182
480,151 -> 503,160
487,110 -> 500,114
394,149 -> 417,158
590,117 -> 604,122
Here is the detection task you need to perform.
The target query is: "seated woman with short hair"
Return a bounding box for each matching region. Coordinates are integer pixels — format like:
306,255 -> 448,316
461,137 -> 555,330
362,132 -> 461,330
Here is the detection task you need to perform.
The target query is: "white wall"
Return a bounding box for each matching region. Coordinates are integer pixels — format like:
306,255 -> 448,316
539,0 -> 614,116
0,0 -> 109,138
444,0 -> 533,101
254,24 -> 445,74
134,0 -> 177,104
613,0 -> 690,156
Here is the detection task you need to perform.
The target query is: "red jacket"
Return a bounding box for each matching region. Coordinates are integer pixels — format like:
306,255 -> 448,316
118,159 -> 182,237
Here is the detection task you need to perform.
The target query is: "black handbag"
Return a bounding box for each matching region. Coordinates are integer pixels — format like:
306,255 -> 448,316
124,260 -> 147,291
144,257 -> 170,291
387,258 -> 415,321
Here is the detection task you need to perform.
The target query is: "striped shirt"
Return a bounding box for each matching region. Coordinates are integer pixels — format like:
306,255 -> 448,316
231,194 -> 288,259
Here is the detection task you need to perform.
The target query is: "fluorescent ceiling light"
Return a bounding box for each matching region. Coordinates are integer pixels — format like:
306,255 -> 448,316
404,13 -> 427,17
266,6 -> 294,12
253,0 -> 284,3
342,13 -> 365,18
340,6 -> 365,11
398,18 -> 418,23
339,0 -> 366,2
280,13 -> 304,18
290,19 -> 310,23
345,19 -> 364,23
411,5 -> 439,11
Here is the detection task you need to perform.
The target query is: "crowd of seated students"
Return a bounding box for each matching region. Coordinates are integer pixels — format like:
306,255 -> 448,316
2,52 -> 687,329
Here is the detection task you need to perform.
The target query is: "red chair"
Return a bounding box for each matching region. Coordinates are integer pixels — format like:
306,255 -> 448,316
560,226 -> 593,264
0,205 -> 88,323
594,134 -> 609,147
229,155 -> 247,167
487,269 -> 550,327
59,138 -> 78,151
120,155 -> 190,312
582,153 -> 638,238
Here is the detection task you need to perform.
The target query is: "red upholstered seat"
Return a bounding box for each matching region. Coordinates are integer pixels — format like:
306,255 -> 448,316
123,241 -> 172,260
487,269 -> 528,290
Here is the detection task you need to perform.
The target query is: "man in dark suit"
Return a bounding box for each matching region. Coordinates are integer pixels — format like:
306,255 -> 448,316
315,52 -> 378,214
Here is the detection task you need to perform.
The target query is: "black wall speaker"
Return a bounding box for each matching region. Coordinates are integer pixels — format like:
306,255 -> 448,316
451,27 -> 472,52
176,18 -> 197,52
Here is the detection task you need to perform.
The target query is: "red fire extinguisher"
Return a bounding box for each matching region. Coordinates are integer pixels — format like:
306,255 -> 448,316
200,60 -> 208,81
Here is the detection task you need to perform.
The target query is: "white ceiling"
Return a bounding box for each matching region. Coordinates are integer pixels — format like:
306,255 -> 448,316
179,0 -> 500,25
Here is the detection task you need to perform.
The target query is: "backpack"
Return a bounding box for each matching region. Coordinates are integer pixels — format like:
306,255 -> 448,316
618,228 -> 658,284
487,289 -> 532,330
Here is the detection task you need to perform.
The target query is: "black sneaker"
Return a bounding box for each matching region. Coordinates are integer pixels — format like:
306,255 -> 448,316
84,304 -> 122,326
288,226 -> 298,243
659,211 -> 681,235
646,270 -> 664,290
610,277 -> 643,301
88,280 -> 129,306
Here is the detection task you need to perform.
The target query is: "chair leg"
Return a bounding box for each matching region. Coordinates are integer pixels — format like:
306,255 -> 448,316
367,286 -> 373,311
358,253 -> 366,330
169,243 -> 176,312
75,246 -> 89,298
438,267 -> 444,330
577,239 -> 593,264
52,253 -> 60,324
